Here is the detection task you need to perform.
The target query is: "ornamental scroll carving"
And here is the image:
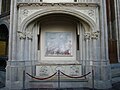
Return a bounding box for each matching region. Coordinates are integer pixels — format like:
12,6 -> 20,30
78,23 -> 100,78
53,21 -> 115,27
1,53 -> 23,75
84,31 -> 100,40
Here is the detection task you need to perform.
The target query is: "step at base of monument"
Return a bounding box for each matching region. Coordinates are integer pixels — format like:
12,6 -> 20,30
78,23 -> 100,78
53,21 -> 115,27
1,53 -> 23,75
27,80 -> 89,89
25,88 -> 91,90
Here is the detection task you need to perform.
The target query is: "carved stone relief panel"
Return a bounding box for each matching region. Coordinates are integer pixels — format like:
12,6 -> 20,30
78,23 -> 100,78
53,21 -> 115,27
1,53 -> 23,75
36,65 -> 81,77
45,32 -> 73,56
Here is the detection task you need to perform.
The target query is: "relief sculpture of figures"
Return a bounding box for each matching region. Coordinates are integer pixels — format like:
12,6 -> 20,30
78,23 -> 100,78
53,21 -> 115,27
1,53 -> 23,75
45,32 -> 72,56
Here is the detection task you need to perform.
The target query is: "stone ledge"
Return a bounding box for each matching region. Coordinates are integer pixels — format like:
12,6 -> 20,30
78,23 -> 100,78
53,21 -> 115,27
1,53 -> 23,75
17,2 -> 100,7
29,78 -> 88,82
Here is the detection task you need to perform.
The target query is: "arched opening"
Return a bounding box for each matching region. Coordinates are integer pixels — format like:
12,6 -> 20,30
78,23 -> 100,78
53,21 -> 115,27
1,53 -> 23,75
21,8 -> 96,32
0,24 -> 8,87
25,13 -> 91,64
39,14 -> 78,63
0,24 -> 8,68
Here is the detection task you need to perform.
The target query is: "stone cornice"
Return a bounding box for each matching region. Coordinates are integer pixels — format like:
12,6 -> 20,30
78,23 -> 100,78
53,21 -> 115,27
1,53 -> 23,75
17,2 -> 100,8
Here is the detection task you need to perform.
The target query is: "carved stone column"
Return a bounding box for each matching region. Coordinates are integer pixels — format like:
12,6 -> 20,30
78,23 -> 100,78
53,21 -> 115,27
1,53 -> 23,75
11,0 -> 18,60
17,31 -> 26,61
8,0 -> 14,60
84,32 -> 91,74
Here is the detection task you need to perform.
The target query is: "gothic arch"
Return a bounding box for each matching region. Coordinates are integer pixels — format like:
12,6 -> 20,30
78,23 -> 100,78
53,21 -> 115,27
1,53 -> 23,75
0,19 -> 9,30
0,21 -> 9,68
20,8 -> 97,32
17,8 -> 100,65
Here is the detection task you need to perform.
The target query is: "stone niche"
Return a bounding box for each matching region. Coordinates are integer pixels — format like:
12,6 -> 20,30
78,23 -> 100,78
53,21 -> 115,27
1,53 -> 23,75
6,1 -> 112,89
39,19 -> 77,64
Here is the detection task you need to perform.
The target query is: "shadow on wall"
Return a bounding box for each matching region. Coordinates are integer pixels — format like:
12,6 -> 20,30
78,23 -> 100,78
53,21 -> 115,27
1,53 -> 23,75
0,57 -> 7,88
0,70 -> 5,88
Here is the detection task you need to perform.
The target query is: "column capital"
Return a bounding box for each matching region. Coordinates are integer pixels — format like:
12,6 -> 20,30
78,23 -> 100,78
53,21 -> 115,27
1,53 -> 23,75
91,31 -> 100,40
26,32 -> 33,40
17,31 -> 26,39
84,32 -> 91,40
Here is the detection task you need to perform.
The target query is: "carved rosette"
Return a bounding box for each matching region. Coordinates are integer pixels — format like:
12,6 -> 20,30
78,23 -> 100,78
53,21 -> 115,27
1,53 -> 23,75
23,9 -> 29,16
70,65 -> 80,76
55,66 -> 65,73
39,66 -> 49,76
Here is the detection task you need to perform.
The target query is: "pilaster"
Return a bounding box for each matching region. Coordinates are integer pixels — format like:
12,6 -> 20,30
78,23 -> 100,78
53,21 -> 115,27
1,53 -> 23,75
8,0 -> 14,60
11,0 -> 18,60
92,0 -> 112,89
114,0 -> 120,62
